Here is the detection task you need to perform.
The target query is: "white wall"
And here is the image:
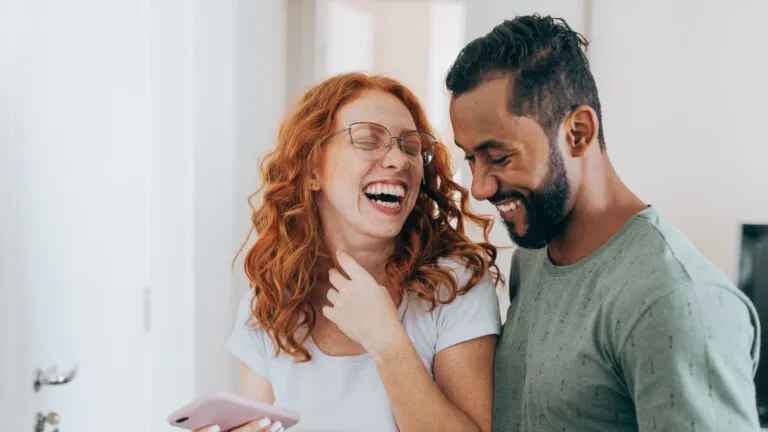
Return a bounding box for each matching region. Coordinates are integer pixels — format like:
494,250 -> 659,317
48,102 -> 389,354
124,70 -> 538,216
319,0 -> 447,115
372,1 -> 432,106
190,0 -> 238,397
231,0 -> 287,385
465,0 -> 587,42
285,0 -> 321,106
589,1 -> 768,280
191,0 -> 286,397
148,0 -> 288,423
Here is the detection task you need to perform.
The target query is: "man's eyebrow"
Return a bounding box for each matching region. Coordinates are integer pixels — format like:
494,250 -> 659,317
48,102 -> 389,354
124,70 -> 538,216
477,140 -> 507,152
455,139 -> 508,153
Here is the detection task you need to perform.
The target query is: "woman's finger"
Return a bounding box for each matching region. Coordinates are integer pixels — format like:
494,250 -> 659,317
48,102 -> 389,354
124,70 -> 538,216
328,268 -> 346,290
231,417 -> 271,431
194,426 -> 220,432
326,287 -> 339,305
322,305 -> 335,321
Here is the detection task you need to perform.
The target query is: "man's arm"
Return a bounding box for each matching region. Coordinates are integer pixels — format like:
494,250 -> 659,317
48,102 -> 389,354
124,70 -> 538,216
619,285 -> 760,431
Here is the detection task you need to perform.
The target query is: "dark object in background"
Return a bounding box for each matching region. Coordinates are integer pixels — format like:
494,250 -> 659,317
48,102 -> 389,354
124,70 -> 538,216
738,224 -> 768,426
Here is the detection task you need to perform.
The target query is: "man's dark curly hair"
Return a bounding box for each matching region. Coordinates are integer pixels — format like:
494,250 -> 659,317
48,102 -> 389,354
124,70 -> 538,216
446,14 -> 605,150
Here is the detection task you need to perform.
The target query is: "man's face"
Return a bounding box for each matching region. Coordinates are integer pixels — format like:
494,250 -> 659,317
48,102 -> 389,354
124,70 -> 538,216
449,76 -> 571,249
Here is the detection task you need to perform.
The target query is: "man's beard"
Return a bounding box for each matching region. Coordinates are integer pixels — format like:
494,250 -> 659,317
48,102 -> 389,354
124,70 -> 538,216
493,145 -> 570,249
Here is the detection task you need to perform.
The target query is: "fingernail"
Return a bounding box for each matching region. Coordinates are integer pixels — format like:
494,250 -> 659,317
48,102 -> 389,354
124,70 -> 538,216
205,426 -> 220,432
269,421 -> 284,432
257,418 -> 272,428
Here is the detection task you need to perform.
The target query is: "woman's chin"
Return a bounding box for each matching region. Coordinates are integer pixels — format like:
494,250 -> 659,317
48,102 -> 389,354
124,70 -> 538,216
361,225 -> 404,241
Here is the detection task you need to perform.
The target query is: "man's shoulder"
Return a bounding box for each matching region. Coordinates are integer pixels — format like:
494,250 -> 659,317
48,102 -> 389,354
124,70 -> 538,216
601,209 -> 757,337
590,207 -> 726,292
510,207 -> 747,311
509,246 -> 546,273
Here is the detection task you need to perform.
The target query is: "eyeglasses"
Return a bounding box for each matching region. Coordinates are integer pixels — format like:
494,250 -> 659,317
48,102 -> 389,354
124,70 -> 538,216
326,122 -> 438,166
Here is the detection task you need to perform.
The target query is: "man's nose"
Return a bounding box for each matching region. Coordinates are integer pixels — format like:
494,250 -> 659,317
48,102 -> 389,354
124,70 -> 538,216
471,168 -> 499,202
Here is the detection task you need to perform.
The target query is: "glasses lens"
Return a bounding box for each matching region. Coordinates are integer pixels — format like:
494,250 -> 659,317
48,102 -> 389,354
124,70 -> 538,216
402,131 -> 436,166
348,123 -> 436,166
349,123 -> 388,155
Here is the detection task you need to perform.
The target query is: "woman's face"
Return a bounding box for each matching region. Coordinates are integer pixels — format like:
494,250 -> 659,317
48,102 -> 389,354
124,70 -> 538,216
313,90 -> 425,243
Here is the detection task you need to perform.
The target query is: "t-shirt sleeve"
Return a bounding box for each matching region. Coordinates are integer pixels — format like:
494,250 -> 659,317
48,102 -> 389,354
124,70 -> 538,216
434,264 -> 502,354
619,284 -> 761,431
225,291 -> 270,378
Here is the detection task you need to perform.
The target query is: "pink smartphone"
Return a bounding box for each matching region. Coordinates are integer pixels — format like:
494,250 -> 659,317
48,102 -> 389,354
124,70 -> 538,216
167,392 -> 301,431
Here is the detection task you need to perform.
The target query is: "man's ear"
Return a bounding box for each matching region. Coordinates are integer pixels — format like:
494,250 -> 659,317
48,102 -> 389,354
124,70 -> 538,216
565,105 -> 599,157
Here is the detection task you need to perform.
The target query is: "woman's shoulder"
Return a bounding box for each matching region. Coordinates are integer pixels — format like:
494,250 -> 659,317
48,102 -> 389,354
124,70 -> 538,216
231,290 -> 311,356
232,290 -> 271,338
432,256 -> 496,302
420,257 -> 502,351
226,290 -> 280,378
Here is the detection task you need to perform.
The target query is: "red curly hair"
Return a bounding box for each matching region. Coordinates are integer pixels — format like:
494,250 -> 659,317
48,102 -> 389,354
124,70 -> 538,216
241,73 -> 499,361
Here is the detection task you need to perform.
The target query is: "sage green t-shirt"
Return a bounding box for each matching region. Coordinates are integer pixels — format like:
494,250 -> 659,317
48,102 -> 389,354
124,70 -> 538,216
493,206 -> 761,431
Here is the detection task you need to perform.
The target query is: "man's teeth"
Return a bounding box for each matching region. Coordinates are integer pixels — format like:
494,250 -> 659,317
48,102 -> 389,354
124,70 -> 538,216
497,200 -> 521,213
363,182 -> 405,197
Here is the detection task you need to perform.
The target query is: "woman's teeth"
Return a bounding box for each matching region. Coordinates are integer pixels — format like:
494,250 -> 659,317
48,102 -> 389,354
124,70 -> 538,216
363,183 -> 405,197
497,200 -> 521,213
364,182 -> 405,209
372,200 -> 400,208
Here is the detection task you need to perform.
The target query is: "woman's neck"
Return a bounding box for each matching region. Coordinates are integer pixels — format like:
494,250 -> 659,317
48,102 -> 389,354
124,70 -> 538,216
324,231 -> 395,286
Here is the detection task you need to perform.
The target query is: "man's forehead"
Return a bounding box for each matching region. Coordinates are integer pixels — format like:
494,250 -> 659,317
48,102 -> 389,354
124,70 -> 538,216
451,76 -> 509,117
451,78 -> 527,151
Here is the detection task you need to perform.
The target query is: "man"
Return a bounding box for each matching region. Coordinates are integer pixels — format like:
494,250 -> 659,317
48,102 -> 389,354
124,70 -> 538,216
446,14 -> 761,431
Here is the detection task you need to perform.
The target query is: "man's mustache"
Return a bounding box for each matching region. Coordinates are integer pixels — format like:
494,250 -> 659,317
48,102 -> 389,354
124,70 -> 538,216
489,189 -> 529,207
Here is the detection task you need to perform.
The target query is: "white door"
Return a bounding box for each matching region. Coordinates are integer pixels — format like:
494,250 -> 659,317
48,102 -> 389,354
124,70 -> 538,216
0,0 -> 152,430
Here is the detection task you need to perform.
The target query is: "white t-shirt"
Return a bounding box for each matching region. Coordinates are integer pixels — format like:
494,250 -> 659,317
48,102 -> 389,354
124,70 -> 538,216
225,258 -> 501,432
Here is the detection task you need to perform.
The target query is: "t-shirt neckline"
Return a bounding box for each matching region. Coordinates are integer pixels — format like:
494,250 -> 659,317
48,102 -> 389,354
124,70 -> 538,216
308,291 -> 410,363
541,205 -> 655,276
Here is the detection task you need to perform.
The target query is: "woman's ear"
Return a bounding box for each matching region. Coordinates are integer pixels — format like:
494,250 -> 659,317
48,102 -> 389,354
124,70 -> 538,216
308,170 -> 322,191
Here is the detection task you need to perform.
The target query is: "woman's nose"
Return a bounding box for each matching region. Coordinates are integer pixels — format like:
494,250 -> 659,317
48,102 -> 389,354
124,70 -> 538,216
380,138 -> 409,169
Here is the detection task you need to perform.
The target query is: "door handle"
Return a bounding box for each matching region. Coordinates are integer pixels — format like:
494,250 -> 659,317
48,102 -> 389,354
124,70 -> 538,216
33,365 -> 77,392
34,411 -> 60,432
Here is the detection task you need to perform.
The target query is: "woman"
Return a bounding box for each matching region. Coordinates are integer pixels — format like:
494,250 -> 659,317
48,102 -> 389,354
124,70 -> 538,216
199,73 -> 501,432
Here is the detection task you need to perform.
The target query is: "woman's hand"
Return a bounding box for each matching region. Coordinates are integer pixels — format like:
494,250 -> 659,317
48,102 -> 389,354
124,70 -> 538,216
194,418 -> 284,432
323,251 -> 406,357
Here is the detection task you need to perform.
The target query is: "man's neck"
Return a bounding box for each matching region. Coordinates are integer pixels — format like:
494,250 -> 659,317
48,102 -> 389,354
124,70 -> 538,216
547,157 -> 646,266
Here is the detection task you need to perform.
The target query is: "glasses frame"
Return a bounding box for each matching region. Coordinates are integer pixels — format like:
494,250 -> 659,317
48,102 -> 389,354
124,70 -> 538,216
325,121 -> 438,166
